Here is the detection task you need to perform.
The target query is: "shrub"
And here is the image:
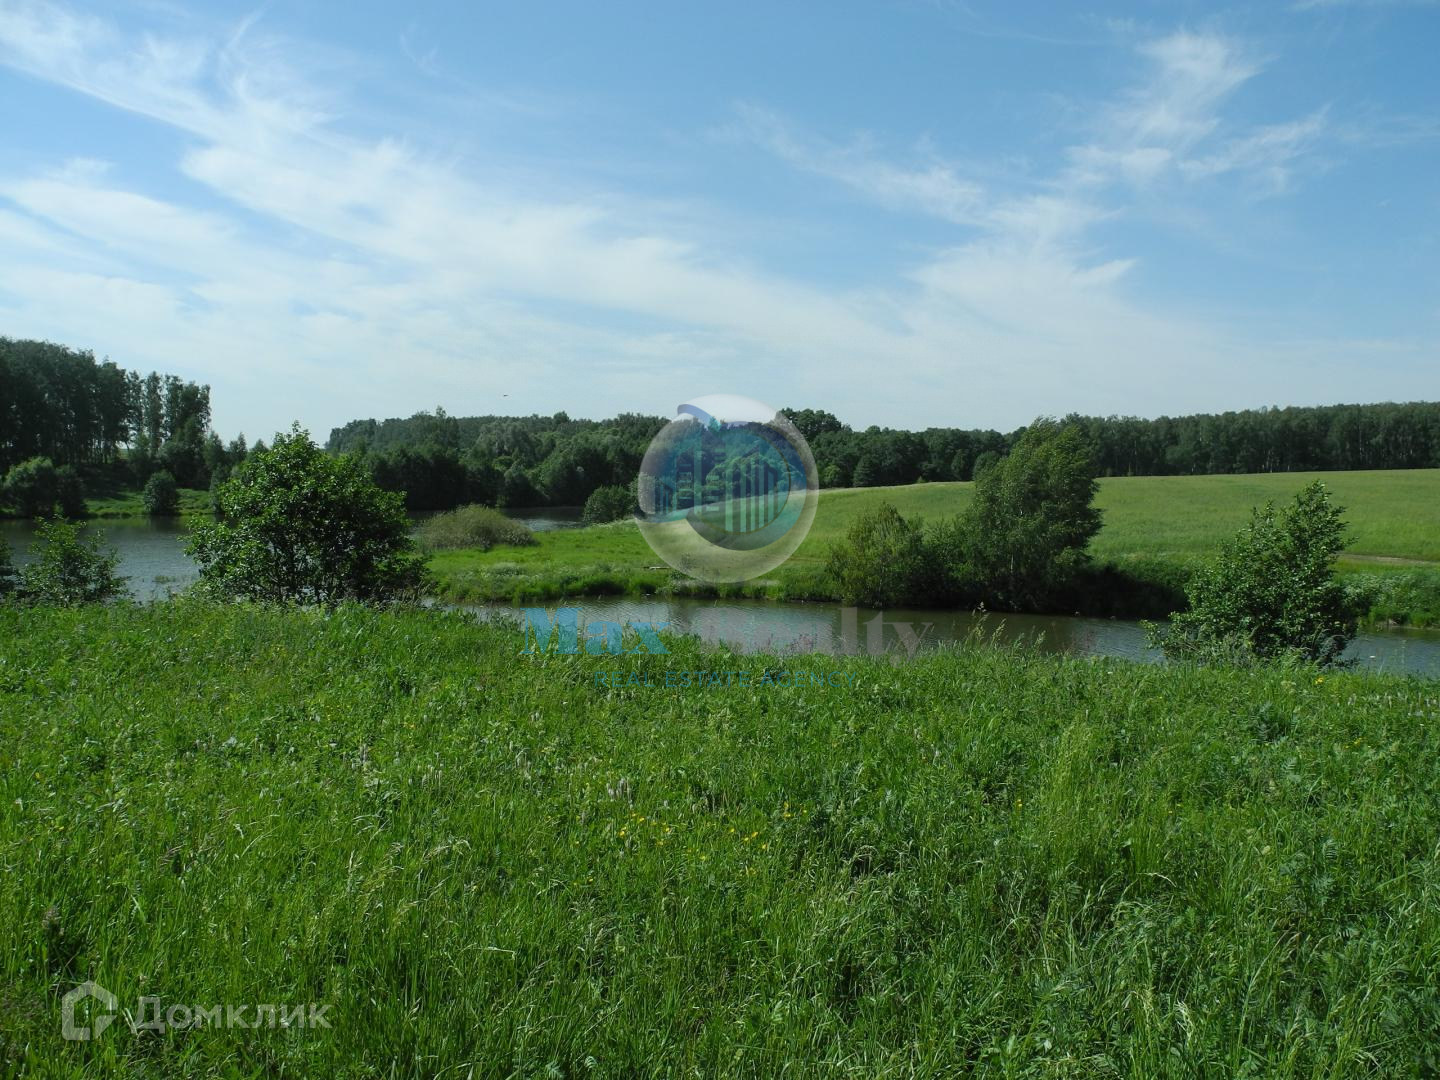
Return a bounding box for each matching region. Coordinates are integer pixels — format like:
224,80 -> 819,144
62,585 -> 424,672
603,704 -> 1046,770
17,518 -> 126,604
3,457 -> 60,517
826,422 -> 1105,613
142,470 -> 181,516
582,484 -> 634,526
944,420 -> 1102,611
1149,481 -> 1354,666
416,505 -> 537,552
188,427 -> 428,605
1342,569 -> 1440,629
826,501 -> 931,607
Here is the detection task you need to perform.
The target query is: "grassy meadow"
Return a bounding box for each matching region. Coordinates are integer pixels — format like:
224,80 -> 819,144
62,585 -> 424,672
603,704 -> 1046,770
428,470 -> 1440,618
2,601 -> 1438,1076
80,485 -> 212,520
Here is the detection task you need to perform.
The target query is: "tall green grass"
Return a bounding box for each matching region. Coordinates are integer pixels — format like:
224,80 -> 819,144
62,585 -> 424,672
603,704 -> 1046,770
2,602 -> 1438,1076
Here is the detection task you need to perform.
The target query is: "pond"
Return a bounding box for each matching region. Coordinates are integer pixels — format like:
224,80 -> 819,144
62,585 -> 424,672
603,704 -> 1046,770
1,507 -> 586,601
5,516 -> 1438,677
461,596 -> 1440,679
2,517 -> 200,600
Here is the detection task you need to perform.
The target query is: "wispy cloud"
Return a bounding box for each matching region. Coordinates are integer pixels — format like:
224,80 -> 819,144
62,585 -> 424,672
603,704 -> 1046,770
0,2 -> 1431,437
0,0 -> 904,430
742,29 -> 1331,246
731,103 -> 989,227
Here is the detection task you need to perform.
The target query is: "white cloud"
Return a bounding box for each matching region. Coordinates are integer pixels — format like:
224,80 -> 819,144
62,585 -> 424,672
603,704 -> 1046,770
1179,110 -> 1329,191
731,103 -> 989,227
1120,32 -> 1258,148
0,2 -> 1430,439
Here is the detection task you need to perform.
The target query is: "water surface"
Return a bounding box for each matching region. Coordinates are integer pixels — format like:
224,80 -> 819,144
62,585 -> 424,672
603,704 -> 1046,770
467,597 -> 1440,678
5,516 -> 1437,677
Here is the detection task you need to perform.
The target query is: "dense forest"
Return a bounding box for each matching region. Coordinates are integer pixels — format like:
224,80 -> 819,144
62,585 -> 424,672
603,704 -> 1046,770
0,338 -> 245,511
5,336 -> 1440,516
330,399 -> 1440,510
327,410 -> 666,510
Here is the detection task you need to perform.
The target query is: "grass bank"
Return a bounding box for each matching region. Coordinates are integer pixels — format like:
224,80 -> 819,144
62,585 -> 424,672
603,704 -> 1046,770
81,485 -> 212,519
1,602 -> 1437,1076
428,469 -> 1440,625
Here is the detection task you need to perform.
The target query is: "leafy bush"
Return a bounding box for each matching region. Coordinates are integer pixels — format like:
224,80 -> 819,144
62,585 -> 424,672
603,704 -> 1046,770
827,422 -> 1104,612
1,457 -> 85,517
4,457 -> 60,517
970,449 -> 1002,478
17,518 -> 125,604
826,501 -> 932,606
937,420 -> 1103,610
188,427 -> 428,605
1149,481 -> 1355,666
142,470 -> 181,516
416,504 -> 537,552
1343,569 -> 1440,629
581,484 -> 634,526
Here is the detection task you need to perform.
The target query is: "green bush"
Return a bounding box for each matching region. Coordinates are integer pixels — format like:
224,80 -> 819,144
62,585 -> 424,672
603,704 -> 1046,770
1,457 -> 85,518
4,458 -> 63,517
1344,569 -> 1440,629
142,470 -> 180,516
188,427 -> 428,605
827,422 -> 1105,613
581,484 -> 634,526
947,420 -> 1102,610
826,501 -> 932,606
416,504 -> 537,552
1150,481 -> 1355,666
16,518 -> 125,604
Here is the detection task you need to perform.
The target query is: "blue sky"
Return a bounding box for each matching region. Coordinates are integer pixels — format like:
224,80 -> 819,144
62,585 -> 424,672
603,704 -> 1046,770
0,0 -> 1436,441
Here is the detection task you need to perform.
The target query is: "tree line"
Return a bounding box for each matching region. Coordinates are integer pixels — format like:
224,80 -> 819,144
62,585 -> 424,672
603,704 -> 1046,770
330,398 -> 1440,512
328,410 -> 667,510
7,335 -> 1440,519
0,337 -> 249,514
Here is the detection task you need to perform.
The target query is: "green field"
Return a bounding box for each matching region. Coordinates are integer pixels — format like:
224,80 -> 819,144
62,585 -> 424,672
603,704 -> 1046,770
82,485 -> 212,519
2,601 -> 1437,1076
428,470 -> 1440,608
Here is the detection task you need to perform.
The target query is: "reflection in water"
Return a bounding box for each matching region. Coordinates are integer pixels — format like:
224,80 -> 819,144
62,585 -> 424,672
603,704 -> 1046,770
500,507 -> 585,533
4,517 -> 1437,677
469,597 -> 1440,679
477,599 -> 1164,664
1,517 -> 198,601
